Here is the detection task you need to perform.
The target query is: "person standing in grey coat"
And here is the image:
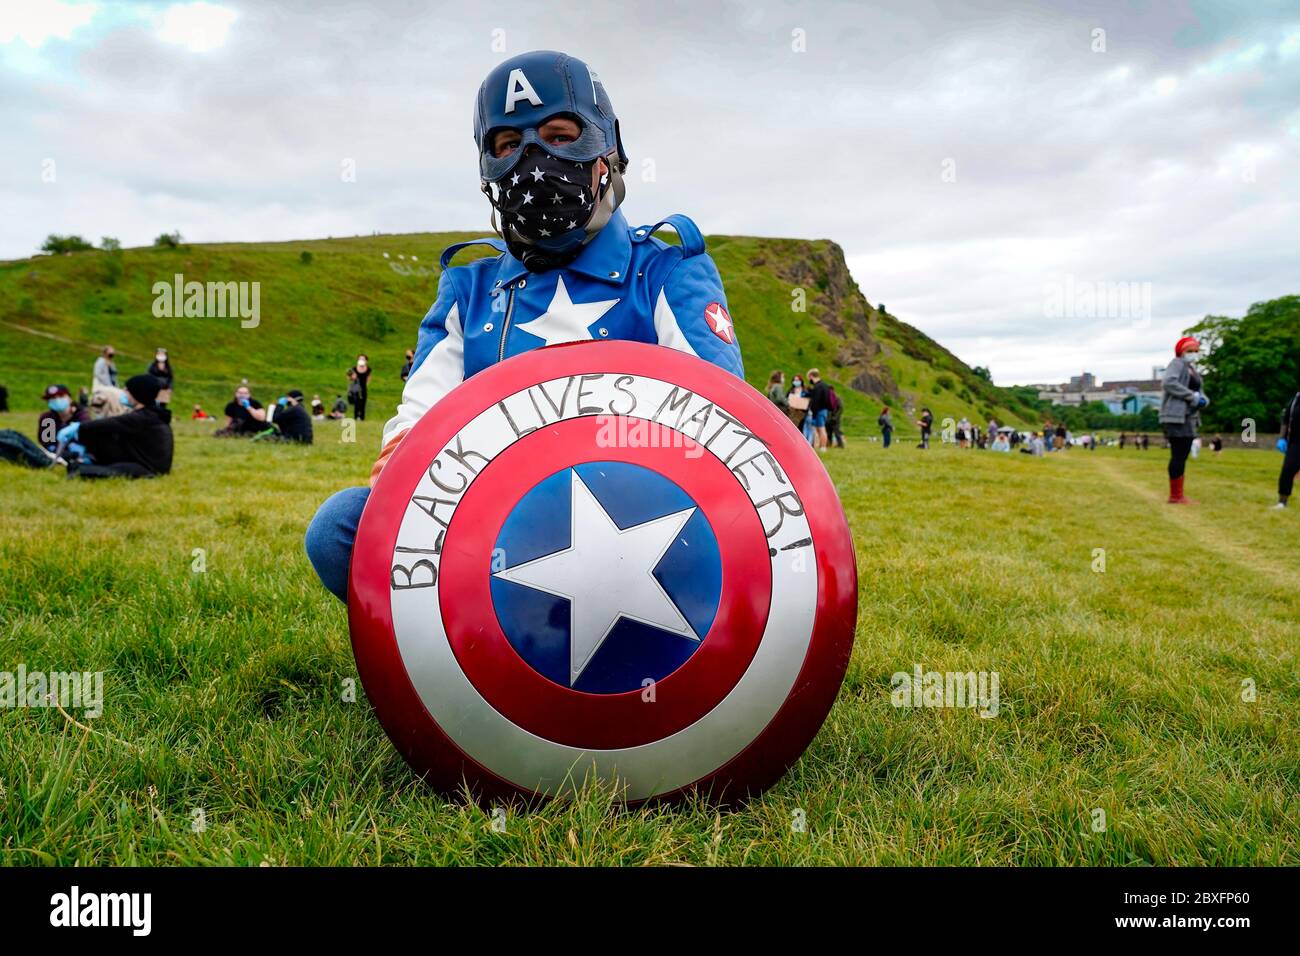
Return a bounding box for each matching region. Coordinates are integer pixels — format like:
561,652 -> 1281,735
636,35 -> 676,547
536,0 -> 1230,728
1160,336 -> 1208,504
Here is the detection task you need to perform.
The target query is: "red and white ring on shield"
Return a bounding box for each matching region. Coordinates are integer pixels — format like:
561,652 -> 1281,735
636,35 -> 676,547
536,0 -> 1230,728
348,340 -> 857,804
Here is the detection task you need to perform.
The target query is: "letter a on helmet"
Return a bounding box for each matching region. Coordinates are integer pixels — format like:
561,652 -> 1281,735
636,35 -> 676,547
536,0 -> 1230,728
503,68 -> 543,113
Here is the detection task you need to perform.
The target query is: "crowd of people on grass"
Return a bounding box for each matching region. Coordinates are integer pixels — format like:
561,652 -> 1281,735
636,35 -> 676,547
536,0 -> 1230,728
0,372 -> 173,479
3,333 -> 1295,511
836,335 -> 1298,509
766,368 -> 846,453
0,344 -> 405,478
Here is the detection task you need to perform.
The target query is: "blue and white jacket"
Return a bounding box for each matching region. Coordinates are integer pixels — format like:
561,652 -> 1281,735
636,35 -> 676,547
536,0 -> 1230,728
379,210 -> 743,458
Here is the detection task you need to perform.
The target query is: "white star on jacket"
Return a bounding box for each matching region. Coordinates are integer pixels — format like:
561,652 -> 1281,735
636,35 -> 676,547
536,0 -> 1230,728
705,303 -> 734,344
513,275 -> 619,346
493,470 -> 698,685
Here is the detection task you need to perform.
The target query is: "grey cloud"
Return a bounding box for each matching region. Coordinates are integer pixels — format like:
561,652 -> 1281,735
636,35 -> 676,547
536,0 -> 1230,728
2,0 -> 1296,384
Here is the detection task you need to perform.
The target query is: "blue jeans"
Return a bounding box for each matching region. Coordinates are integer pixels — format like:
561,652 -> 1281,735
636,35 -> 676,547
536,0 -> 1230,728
304,486 -> 370,603
0,429 -> 53,468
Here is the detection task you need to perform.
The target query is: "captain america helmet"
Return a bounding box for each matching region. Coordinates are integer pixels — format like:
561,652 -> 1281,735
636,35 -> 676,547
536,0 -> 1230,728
474,50 -> 628,183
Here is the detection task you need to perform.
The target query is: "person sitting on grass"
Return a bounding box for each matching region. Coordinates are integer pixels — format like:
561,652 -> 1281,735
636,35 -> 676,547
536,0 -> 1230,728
59,374 -> 173,479
256,389 -> 313,444
215,385 -> 269,437
38,384 -> 88,452
305,50 -> 744,603
1019,432 -> 1046,456
0,384 -> 86,468
310,395 -> 326,420
191,404 -> 214,420
328,395 -> 347,420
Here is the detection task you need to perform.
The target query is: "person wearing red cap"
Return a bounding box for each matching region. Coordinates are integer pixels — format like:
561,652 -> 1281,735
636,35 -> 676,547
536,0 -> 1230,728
37,384 -> 88,453
0,383 -> 87,468
1159,336 -> 1208,504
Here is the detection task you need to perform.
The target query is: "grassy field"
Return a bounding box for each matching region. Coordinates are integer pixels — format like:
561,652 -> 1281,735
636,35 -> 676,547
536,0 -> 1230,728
1,415 -> 1297,866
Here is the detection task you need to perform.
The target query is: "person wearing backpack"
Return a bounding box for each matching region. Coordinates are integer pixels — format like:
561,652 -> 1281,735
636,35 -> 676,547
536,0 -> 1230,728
826,385 -> 845,448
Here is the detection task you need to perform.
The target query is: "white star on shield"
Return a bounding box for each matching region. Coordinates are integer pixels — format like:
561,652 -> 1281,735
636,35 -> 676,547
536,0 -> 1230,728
493,470 -> 698,685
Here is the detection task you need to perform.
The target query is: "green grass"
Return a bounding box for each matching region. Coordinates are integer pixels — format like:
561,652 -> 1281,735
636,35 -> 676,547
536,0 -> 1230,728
2,418 -> 1296,865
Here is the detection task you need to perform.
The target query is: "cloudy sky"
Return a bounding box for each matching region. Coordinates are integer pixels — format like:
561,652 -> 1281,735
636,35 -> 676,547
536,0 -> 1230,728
3,0 -> 1297,384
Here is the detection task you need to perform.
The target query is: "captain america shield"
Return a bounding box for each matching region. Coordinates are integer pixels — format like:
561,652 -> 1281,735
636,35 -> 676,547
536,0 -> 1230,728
348,340 -> 857,804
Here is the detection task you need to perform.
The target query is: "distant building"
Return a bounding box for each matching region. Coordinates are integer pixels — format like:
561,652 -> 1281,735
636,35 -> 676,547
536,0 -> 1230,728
1037,371 -> 1161,414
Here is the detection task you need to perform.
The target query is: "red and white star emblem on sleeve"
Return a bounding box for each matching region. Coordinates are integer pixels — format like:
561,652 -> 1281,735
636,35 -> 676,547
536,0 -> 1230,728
703,302 -> 735,344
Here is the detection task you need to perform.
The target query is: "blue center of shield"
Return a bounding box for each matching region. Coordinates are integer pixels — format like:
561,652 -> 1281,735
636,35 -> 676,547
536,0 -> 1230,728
490,461 -> 722,694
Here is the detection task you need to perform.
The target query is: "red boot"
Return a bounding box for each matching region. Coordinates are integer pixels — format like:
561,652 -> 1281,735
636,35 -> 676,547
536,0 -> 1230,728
1167,476 -> 1197,504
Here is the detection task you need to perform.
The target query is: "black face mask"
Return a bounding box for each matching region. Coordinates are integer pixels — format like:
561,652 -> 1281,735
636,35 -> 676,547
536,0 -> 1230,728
483,146 -> 608,272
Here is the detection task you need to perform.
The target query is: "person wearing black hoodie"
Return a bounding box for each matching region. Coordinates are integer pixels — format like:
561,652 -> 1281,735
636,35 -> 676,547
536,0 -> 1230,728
1274,388 -> 1300,510
269,390 -> 313,444
64,374 -> 173,479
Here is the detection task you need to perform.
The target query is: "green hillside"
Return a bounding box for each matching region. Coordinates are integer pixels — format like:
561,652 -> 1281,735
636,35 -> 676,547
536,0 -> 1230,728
0,233 -> 1032,435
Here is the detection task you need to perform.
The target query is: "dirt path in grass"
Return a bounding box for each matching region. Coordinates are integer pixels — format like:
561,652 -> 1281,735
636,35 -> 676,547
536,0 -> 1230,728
0,318 -> 148,361
1090,456 -> 1293,592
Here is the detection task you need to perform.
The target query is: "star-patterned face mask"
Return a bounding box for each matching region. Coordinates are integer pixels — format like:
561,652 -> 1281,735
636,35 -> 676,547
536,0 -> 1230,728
483,145 -> 612,271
